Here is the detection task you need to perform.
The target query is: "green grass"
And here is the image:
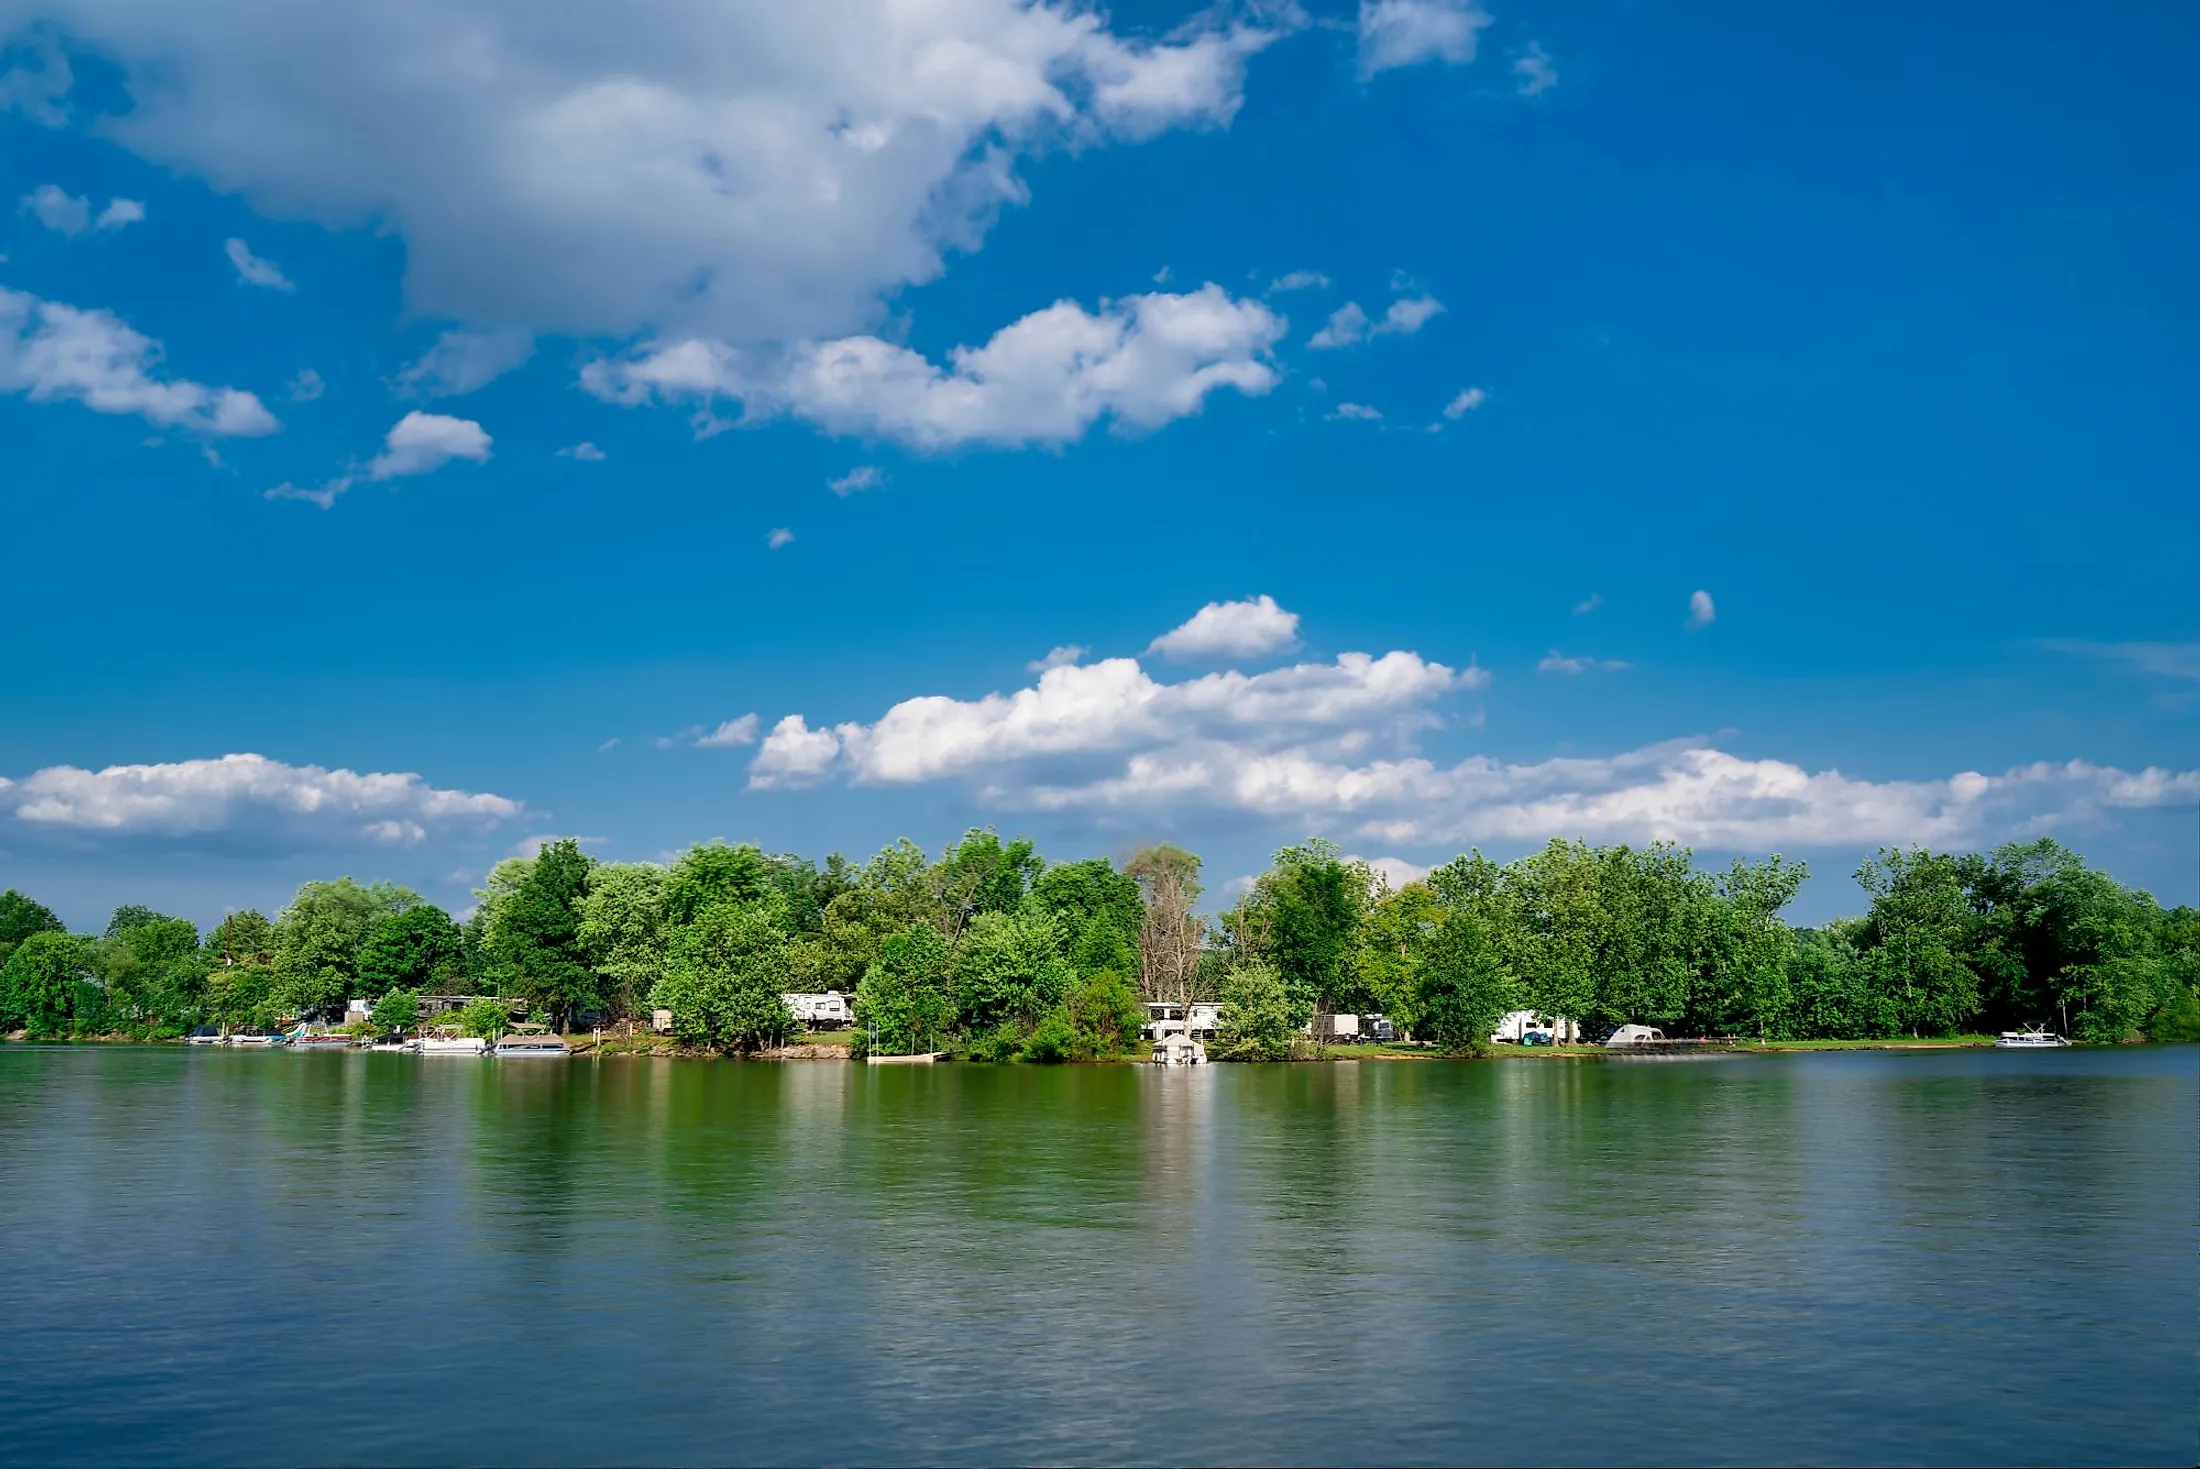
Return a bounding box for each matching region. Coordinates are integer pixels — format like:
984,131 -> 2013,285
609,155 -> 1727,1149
1739,1035 -> 1999,1050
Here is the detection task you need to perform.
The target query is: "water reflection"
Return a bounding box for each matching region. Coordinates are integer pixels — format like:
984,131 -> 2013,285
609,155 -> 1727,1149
0,1046 -> 2190,1467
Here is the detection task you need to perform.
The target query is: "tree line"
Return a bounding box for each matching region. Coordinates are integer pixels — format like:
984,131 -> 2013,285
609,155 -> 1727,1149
1,832 -> 2194,1054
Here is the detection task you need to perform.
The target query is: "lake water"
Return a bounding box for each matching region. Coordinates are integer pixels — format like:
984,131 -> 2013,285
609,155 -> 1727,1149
0,1046 -> 2192,1466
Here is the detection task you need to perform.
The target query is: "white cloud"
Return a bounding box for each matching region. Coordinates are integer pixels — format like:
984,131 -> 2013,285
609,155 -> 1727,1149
0,32 -> 72,124
1027,645 -> 1087,673
1358,0 -> 1493,80
749,714 -> 844,790
0,285 -> 280,435
1356,854 -> 1432,891
94,196 -> 144,229
828,465 -> 884,495
1329,402 -> 1382,421
1148,595 -> 1302,662
1513,41 -> 1557,96
1309,301 -> 1369,349
394,327 -> 534,398
696,714 -> 760,749
583,283 -> 1283,449
767,527 -> 795,549
223,237 -> 293,291
1268,270 -> 1330,293
286,367 -> 324,402
558,441 -> 606,461
1687,589 -> 1716,628
264,478 -> 351,510
1442,387 -> 1486,418
597,737 -> 622,752
367,411 -> 492,479
1537,650 -> 1629,675
22,3 -> 1284,343
1310,294 -> 1440,349
1572,592 -> 1602,616
0,752 -> 521,851
1378,296 -> 1443,335
20,183 -> 88,234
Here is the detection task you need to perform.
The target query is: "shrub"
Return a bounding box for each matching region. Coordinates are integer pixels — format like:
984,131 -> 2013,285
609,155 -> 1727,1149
1020,1010 -> 1076,1064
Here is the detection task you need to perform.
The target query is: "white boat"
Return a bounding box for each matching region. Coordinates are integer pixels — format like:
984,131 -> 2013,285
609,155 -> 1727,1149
865,1051 -> 944,1065
1995,1025 -> 2071,1048
222,1033 -> 281,1048
417,1035 -> 489,1055
186,1027 -> 224,1046
366,1040 -> 413,1053
1150,1032 -> 1207,1066
492,1033 -> 568,1058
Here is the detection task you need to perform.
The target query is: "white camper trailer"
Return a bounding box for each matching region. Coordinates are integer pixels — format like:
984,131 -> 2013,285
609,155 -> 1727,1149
783,991 -> 854,1029
1492,1010 -> 1579,1045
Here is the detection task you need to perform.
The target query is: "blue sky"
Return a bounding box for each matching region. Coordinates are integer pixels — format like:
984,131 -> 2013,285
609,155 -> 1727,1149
3,0 -> 2195,930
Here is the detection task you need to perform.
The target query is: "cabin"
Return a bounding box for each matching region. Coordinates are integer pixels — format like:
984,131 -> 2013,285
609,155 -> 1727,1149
783,991 -> 853,1029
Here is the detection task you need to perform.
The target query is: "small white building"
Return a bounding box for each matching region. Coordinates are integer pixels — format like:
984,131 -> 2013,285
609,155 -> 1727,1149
651,1008 -> 674,1035
783,991 -> 853,1028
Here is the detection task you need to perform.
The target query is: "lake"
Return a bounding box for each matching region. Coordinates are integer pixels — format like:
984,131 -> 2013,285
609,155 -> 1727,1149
0,1046 -> 2192,1466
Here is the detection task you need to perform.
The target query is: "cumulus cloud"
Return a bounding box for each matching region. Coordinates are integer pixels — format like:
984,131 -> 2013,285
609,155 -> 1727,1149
752,640 -> 1475,797
1537,650 -> 1629,675
1358,0 -> 1493,79
367,411 -> 492,479
394,327 -> 534,398
1329,402 -> 1382,421
750,714 -> 844,790
224,237 -> 293,291
1687,589 -> 1716,628
1513,41 -> 1557,96
766,527 -> 795,549
1148,595 -> 1302,662
696,714 -> 760,749
1269,270 -> 1330,293
0,752 -> 521,852
1442,386 -> 1486,418
828,465 -> 883,495
558,441 -> 605,461
750,650 -> 2200,852
582,283 -> 1283,449
94,196 -> 144,229
1357,854 -> 1432,891
0,285 -> 279,435
18,3 -> 1284,343
1027,645 -> 1087,673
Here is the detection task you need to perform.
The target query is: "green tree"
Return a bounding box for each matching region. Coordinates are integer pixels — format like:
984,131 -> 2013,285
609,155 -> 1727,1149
1855,848 -> 1979,1036
1348,879 -> 1442,1032
1786,921 -> 1893,1039
654,900 -> 796,1052
1030,858 -> 1145,978
1127,844 -> 1204,1005
1066,968 -> 1145,1057
577,862 -> 669,1018
664,843 -> 773,928
357,904 -> 464,997
1214,959 -> 1295,1061
0,889 -> 65,956
952,908 -> 1073,1035
852,922 -> 954,1056
1248,838 -> 1367,1020
204,910 -> 281,1031
491,839 -> 597,1028
273,878 -> 421,1017
92,911 -> 203,1035
1697,856 -> 1804,1036
454,997 -> 511,1039
368,988 -> 421,1035
1417,904 -> 1516,1053
2,932 -> 91,1038
932,827 -> 1043,941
